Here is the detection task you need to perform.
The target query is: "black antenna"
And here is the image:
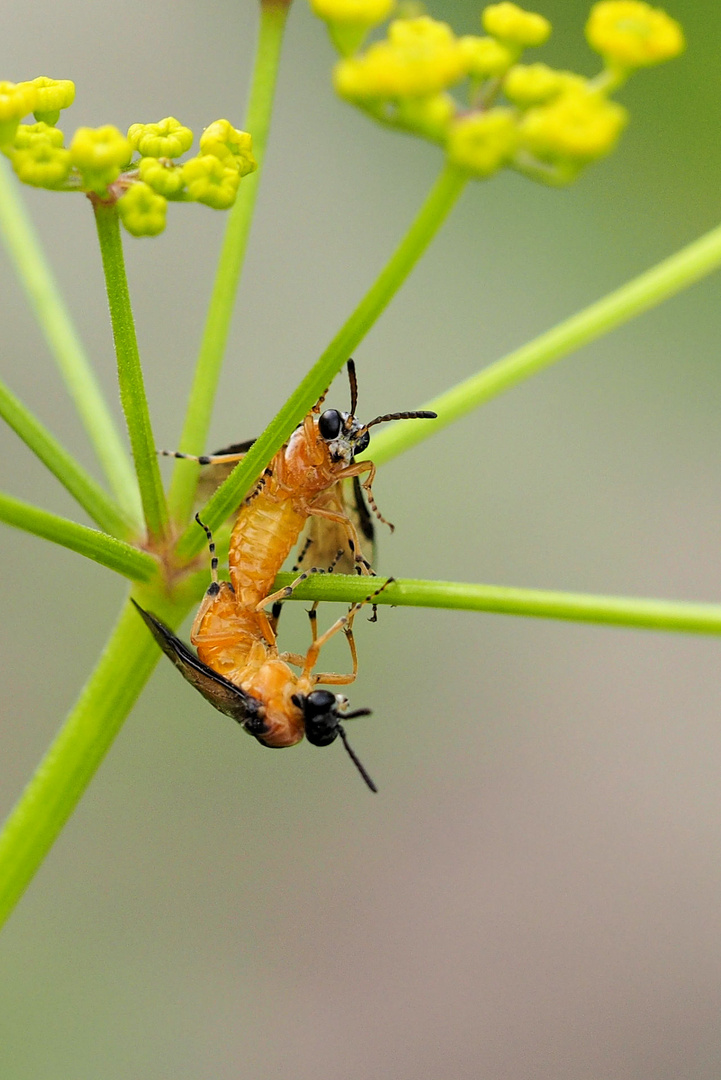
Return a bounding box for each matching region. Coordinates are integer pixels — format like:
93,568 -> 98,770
338,723 -> 378,793
347,358 -> 359,417
356,409 -> 437,439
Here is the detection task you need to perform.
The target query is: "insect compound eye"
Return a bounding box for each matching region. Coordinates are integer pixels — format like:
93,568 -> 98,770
353,429 -> 370,455
318,409 -> 343,441
303,689 -> 341,747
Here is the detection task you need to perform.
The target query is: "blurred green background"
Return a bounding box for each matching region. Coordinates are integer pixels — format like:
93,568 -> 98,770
2,0 -> 721,1076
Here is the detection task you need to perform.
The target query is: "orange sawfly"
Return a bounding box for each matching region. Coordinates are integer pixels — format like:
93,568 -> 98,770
161,360 -> 436,616
133,516 -> 390,791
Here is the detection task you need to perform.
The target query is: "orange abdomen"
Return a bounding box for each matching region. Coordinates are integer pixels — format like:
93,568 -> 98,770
192,588 -> 263,684
229,491 -> 306,607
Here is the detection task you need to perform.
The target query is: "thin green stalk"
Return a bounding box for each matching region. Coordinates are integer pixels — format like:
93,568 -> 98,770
93,202 -> 169,541
176,162 -> 468,561
274,573 -> 721,635
0,156 -> 142,526
0,492 -> 157,581
0,377 -> 132,537
0,597 -> 171,929
368,219 -> 721,466
168,0 -> 290,524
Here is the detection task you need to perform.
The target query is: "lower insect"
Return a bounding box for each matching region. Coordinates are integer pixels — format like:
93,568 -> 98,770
133,518 -> 387,791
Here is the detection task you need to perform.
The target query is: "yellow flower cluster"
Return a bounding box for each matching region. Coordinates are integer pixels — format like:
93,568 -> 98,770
334,17 -> 468,99
1,81 -> 259,238
0,76 -> 74,144
586,1 -> 684,69
312,0 -> 683,186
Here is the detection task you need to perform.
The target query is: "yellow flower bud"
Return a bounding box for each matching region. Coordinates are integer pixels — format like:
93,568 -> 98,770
520,89 -> 628,163
503,64 -> 582,106
127,117 -> 193,159
0,81 -> 38,144
70,125 -> 131,170
447,108 -> 519,177
309,0 -> 393,24
459,36 -> 515,78
586,1 -> 684,69
482,3 -> 551,48
182,155 -> 240,209
138,156 -> 186,197
199,120 -> 257,177
395,92 -> 455,141
28,76 -> 75,125
12,142 -> 71,188
0,81 -> 38,122
334,16 -> 467,99
13,122 -> 65,150
117,181 -> 167,237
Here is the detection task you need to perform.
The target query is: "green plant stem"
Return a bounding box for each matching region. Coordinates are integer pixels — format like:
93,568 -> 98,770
0,598 -> 169,929
168,0 -> 290,525
0,377 -> 132,537
176,162 -> 468,561
0,491 -> 157,581
272,573 -> 721,635
93,202 -> 168,541
368,219 -> 721,466
0,157 -> 142,527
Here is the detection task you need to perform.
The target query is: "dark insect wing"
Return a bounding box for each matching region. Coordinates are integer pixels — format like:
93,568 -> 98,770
131,600 -> 264,729
352,474 -> 375,550
302,476 -> 376,576
194,438 -> 258,507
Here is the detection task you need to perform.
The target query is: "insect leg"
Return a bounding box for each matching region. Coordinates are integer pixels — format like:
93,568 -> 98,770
258,541 -> 350,611
191,512 -> 233,637
158,449 -> 248,465
311,577 -> 393,684
269,535 -> 314,635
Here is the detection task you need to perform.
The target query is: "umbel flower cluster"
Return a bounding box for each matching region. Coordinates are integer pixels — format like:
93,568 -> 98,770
0,76 -> 257,236
310,0 -> 684,185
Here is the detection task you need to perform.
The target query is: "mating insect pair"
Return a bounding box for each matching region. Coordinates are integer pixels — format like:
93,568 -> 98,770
134,362 -> 436,789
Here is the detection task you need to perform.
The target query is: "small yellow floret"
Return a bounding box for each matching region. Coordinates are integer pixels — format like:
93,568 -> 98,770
182,155 -> 240,209
459,36 -> 515,78
586,1 -> 684,69
503,64 -> 581,106
199,120 -> 257,177
12,142 -> 71,188
138,156 -> 186,197
0,81 -> 38,123
0,81 -> 38,143
334,16 -> 467,99
482,3 -> 551,48
447,108 -> 519,177
70,125 -> 131,170
70,125 -> 132,193
520,89 -> 628,163
309,0 -> 393,24
13,122 -> 65,149
127,118 -> 193,159
395,92 -> 455,141
29,77 -> 75,124
117,181 -> 167,237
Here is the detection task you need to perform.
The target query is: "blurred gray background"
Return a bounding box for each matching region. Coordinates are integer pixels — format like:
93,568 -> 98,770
1,0 -> 720,1076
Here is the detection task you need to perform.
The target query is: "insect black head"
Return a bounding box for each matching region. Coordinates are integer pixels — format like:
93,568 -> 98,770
296,689 -> 340,745
352,427 -> 370,455
318,409 -> 343,441
292,689 -> 377,791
